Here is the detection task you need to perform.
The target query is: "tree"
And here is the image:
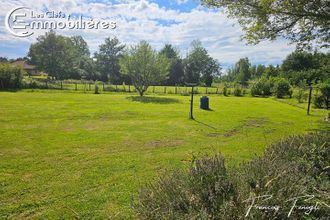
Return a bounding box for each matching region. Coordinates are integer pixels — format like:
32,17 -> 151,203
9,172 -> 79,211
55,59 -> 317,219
94,37 -> 125,83
28,31 -> 78,80
235,57 -> 251,85
282,51 -> 329,85
78,57 -> 100,81
184,40 -> 220,86
201,0 -> 330,49
159,44 -> 184,86
119,41 -> 170,96
71,36 -> 90,57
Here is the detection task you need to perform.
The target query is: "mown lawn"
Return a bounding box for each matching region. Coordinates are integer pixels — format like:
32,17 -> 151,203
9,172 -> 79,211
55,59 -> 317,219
0,90 -> 328,218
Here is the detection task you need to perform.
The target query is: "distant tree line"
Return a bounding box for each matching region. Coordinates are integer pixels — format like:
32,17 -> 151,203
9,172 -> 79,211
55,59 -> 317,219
220,51 -> 329,87
19,31 -> 221,88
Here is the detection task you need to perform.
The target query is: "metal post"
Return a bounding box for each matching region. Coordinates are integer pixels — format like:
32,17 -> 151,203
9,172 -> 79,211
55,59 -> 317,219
307,85 -> 313,115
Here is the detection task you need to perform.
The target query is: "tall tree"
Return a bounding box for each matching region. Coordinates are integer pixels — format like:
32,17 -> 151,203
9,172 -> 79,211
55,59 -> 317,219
201,0 -> 330,49
71,36 -> 90,57
94,37 -> 125,83
184,40 -> 220,86
120,41 -> 170,96
235,57 -> 251,85
28,31 -> 77,80
159,44 -> 184,86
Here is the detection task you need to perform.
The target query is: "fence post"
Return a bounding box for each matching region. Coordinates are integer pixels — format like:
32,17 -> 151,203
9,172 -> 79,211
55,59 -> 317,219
164,86 -> 167,94
115,85 -> 118,92
153,86 -> 155,93
175,86 -> 177,94
89,83 -> 91,91
75,83 -> 77,91
216,88 -> 218,94
103,83 -> 105,91
307,85 -> 313,115
61,81 -> 63,90
128,84 -> 131,93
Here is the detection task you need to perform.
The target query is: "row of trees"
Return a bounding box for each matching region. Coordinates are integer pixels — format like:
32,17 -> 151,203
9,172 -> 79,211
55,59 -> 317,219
26,31 -> 221,89
221,51 -> 329,87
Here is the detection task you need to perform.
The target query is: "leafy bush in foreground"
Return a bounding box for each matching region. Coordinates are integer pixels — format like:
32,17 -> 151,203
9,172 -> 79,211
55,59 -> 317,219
314,81 -> 330,109
136,132 -> 329,219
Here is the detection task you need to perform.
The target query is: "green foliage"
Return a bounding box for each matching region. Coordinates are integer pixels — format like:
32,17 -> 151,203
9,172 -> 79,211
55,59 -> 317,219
314,81 -> 330,109
120,41 -> 170,96
94,37 -> 125,83
295,87 -> 307,103
0,63 -> 24,89
183,40 -> 220,86
159,44 -> 184,86
250,77 -> 272,97
272,77 -> 292,98
233,85 -> 243,96
94,84 -> 99,94
136,154 -> 241,219
136,132 -> 330,219
201,0 -> 329,49
28,31 -> 79,80
235,58 -> 251,85
223,85 -> 228,96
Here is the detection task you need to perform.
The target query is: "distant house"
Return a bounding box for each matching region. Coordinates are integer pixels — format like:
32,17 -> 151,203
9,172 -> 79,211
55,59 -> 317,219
12,60 -> 39,76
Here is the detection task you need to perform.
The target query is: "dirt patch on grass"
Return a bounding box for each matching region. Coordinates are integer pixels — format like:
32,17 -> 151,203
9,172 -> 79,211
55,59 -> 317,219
243,117 -> 269,128
147,139 -> 184,148
224,117 -> 269,137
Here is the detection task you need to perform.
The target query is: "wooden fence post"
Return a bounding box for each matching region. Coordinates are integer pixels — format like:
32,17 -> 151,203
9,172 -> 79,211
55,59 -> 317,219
164,86 -> 167,94
75,83 -> 77,91
61,81 -> 63,90
128,84 -> 131,92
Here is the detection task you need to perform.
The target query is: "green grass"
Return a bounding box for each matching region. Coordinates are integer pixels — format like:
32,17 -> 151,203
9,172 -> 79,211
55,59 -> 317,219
0,90 -> 328,218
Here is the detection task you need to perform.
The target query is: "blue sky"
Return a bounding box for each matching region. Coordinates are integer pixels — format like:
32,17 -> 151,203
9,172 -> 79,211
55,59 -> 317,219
0,0 -> 296,69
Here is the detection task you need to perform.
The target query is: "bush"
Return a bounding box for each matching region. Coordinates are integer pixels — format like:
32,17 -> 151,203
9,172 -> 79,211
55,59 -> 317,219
136,132 -> 330,219
314,81 -> 330,109
223,86 -> 228,96
295,87 -> 307,103
233,85 -> 243,96
250,77 -> 272,97
94,84 -> 99,94
0,63 -> 24,89
272,78 -> 292,98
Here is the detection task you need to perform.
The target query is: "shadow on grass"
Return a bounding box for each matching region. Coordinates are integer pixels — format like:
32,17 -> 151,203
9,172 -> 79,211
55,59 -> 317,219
126,96 -> 180,104
193,119 -> 217,130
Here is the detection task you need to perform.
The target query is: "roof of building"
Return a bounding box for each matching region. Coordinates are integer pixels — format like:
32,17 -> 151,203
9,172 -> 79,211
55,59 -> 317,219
12,60 -> 37,70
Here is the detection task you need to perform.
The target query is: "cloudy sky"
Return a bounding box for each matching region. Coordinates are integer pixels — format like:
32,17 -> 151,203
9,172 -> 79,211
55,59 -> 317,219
0,0 -> 296,69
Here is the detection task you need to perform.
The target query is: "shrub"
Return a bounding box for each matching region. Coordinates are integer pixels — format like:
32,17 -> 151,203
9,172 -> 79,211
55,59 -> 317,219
295,87 -> 307,103
233,85 -> 243,96
136,132 -> 330,219
314,81 -> 330,109
94,84 -> 99,94
223,86 -> 228,96
0,63 -> 24,89
272,78 -> 292,98
136,154 -> 242,219
250,77 -> 272,97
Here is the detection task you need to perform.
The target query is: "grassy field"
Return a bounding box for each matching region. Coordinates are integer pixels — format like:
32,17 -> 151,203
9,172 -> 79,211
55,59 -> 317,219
0,90 -> 328,218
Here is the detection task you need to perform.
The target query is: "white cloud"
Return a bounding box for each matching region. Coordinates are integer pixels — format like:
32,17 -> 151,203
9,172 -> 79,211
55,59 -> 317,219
0,0 -> 296,67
